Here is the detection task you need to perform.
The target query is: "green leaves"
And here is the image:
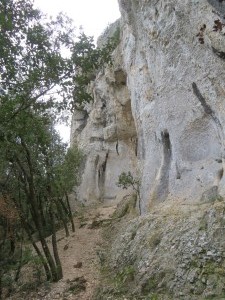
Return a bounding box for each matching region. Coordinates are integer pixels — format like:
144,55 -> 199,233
0,0 -> 117,203
117,172 -> 140,191
0,0 -> 90,286
0,0 -> 118,115
70,32 -> 118,110
117,172 -> 141,214
0,0 -> 74,114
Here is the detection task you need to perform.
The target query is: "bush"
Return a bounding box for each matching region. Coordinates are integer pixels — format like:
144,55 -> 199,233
117,172 -> 141,214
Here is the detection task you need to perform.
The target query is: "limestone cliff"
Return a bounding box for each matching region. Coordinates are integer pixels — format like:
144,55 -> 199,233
70,26 -> 138,204
119,0 -> 225,213
71,1 -> 225,299
71,0 -> 225,212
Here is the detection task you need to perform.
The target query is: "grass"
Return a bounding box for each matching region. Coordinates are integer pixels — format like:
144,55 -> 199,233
66,276 -> 86,294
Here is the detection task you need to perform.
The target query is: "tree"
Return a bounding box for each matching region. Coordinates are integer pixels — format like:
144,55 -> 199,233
0,112 -> 82,290
117,172 -> 141,215
0,0 -> 75,110
0,0 -> 117,293
71,32 -> 118,109
0,0 -> 75,290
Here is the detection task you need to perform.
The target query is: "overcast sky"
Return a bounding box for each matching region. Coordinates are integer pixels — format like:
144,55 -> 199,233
33,0 -> 120,143
34,0 -> 121,42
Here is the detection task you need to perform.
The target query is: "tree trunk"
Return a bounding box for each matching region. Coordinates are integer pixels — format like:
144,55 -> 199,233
65,192 -> 75,232
49,206 -> 63,281
54,198 -> 69,237
20,216 -> 52,281
15,146 -> 58,282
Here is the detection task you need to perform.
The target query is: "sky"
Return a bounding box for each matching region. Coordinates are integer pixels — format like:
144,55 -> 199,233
34,0 -> 120,144
34,0 -> 120,41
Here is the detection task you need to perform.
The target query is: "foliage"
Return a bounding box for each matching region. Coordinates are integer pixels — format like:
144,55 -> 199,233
54,146 -> 83,193
0,0 -> 75,117
71,33 -> 118,109
0,0 -> 117,295
94,264 -> 136,299
0,0 -> 96,293
0,115 -> 82,286
0,0 -> 117,119
114,265 -> 135,287
102,22 -> 120,48
112,25 -> 121,47
117,172 -> 141,214
117,171 -> 140,191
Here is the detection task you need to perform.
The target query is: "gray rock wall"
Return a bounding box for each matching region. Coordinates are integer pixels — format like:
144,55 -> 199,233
71,0 -> 225,212
71,41 -> 138,204
119,0 -> 225,213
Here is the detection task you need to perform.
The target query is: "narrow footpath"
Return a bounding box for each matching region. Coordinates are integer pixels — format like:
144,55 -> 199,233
45,204 -> 116,300
12,204 -> 117,300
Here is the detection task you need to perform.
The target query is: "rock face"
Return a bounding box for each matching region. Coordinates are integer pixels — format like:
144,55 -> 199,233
71,0 -> 225,212
101,201 -> 225,300
71,2 -> 225,298
118,0 -> 225,213
71,36 -> 138,204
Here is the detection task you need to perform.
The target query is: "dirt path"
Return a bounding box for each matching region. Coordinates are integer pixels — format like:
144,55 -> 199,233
7,204 -> 117,300
38,204 -> 117,300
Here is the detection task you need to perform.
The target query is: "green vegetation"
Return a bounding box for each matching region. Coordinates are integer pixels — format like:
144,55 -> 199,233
71,32 -> 118,109
117,172 -> 141,214
66,276 -> 86,295
0,0 -> 117,297
114,265 -> 135,287
142,276 -> 158,294
101,21 -> 120,48
93,265 -> 136,299
147,232 -> 162,249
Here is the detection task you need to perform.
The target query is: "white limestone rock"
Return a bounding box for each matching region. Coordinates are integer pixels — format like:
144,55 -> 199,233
118,0 -> 225,212
71,39 -> 138,204
71,0 -> 225,213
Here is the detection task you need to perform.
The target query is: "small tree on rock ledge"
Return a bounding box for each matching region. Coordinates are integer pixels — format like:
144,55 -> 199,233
117,172 -> 141,215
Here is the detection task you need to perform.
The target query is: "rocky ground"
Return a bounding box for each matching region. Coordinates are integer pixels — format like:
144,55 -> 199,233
97,199 -> 225,300
7,204 -> 117,300
6,197 -> 225,300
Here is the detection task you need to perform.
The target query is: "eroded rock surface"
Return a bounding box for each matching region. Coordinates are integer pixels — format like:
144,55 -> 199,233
71,37 -> 138,204
72,0 -> 225,212
100,201 -> 225,300
118,0 -> 225,212
70,2 -> 225,299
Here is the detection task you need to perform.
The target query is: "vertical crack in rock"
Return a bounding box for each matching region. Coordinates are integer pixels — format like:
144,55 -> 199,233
192,83 -> 224,190
98,151 -> 109,201
212,47 -> 225,60
192,82 -> 222,127
135,137 -> 138,157
139,128 -> 145,160
192,82 -> 224,166
218,168 -> 224,181
116,139 -> 119,155
176,163 -> 181,180
153,130 -> 172,202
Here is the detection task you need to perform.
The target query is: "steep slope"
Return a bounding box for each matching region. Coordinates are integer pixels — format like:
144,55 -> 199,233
96,200 -> 225,299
